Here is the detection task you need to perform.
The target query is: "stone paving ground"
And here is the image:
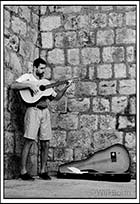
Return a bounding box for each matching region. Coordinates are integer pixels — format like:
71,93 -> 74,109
3,176 -> 137,202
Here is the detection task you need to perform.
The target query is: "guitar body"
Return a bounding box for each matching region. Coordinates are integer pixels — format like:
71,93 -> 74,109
19,79 -> 56,104
58,144 -> 131,174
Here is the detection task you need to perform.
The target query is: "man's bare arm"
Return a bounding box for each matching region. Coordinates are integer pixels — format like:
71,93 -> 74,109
11,82 -> 38,94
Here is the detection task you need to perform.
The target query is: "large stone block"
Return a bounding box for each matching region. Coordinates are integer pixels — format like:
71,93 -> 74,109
76,81 -> 97,96
99,80 -> 117,95
52,113 -> 79,130
116,28 -> 136,44
97,29 -> 114,45
93,130 -> 123,151
126,11 -> 136,26
81,47 -> 100,64
92,97 -> 110,112
53,66 -> 72,80
64,15 -> 89,30
99,115 -> 116,130
67,128 -> 92,148
102,47 -> 124,63
50,130 -> 67,147
80,114 -> 98,131
18,6 -> 31,22
108,12 -> 124,27
97,64 -> 112,79
114,63 -> 127,78
48,49 -> 65,65
41,32 -> 53,49
67,49 -> 80,65
117,115 -> 135,130
68,98 -> 90,112
111,96 -> 128,113
11,16 -> 27,37
119,79 -> 136,95
77,30 -> 95,47
90,13 -> 107,28
40,16 -> 61,31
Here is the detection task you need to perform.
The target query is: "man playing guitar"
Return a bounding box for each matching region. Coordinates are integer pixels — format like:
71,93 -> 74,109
11,57 -> 72,180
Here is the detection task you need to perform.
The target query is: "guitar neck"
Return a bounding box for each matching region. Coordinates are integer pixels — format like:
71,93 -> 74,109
44,80 -> 68,90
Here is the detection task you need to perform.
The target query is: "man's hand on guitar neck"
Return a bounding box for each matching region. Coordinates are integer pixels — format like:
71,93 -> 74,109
66,80 -> 73,88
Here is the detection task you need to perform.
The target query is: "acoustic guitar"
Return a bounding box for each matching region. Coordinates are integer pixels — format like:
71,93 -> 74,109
19,77 -> 78,104
58,144 -> 131,174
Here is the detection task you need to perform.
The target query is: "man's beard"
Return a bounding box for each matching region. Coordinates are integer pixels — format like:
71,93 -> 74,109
36,72 -> 44,79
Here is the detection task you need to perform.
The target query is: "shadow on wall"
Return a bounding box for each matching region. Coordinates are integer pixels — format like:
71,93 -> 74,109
4,87 -> 26,179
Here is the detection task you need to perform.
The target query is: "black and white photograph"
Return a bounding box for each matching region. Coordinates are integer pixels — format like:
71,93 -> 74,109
1,1 -> 139,203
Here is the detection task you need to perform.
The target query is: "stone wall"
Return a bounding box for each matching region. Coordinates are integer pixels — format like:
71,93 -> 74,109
4,5 -> 39,178
4,5 -> 136,179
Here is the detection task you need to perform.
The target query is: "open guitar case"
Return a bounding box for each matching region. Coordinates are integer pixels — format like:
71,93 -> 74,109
57,144 -> 132,182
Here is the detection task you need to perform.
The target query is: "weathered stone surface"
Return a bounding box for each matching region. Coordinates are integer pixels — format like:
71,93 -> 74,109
41,32 -> 53,48
11,16 -> 27,37
111,96 -> 128,113
97,64 -> 112,79
52,113 -> 78,130
78,30 -> 95,47
76,81 -> 97,96
40,16 -> 61,31
68,98 -> 90,112
5,33 -> 20,52
67,49 -> 80,65
93,130 -> 123,151
129,96 -> 136,114
128,64 -> 136,79
108,12 -> 124,27
125,132 -> 136,149
4,9 -> 10,28
4,132 -> 15,153
119,79 -> 136,95
97,29 -> 114,46
53,66 -> 72,80
64,15 -> 89,30
126,46 -> 135,62
114,63 -> 127,78
126,11 -> 136,26
67,128 -> 91,148
81,47 -> 100,64
99,80 -> 117,95
80,115 -> 98,131
99,115 -> 116,130
50,130 -> 67,147
92,97 -> 110,112
116,28 -> 136,44
102,47 -> 124,63
90,13 -> 107,28
18,6 -> 31,22
50,96 -> 67,113
117,115 -> 135,130
48,49 -> 65,65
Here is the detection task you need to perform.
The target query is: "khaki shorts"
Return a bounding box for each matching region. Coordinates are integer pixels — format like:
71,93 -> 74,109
24,107 -> 52,142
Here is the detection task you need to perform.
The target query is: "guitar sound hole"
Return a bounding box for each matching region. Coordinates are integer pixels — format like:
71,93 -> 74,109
40,85 -> 45,91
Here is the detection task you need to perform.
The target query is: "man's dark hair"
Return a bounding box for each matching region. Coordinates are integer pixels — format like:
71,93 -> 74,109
33,57 -> 47,68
